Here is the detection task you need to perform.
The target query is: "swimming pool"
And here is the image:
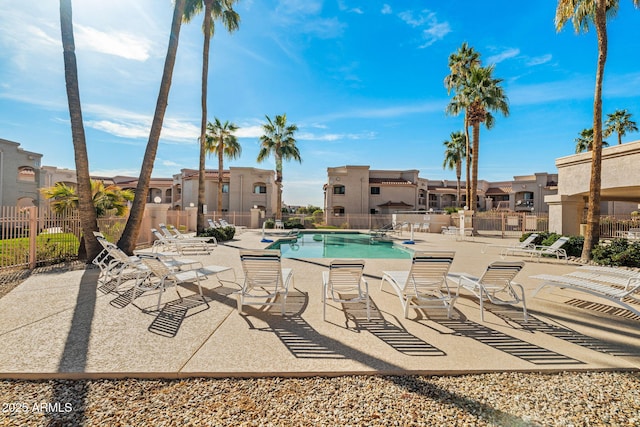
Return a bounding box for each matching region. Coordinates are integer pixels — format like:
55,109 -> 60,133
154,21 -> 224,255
266,231 -> 413,259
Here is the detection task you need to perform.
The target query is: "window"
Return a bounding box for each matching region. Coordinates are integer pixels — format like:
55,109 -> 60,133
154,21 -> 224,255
370,187 -> 380,195
333,207 -> 345,216
222,184 -> 229,193
17,166 -> 35,182
370,209 -> 378,214
254,184 -> 267,194
333,185 -> 345,195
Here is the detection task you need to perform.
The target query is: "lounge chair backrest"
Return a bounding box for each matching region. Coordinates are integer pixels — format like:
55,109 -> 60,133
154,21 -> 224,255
158,223 -> 175,238
327,260 -> 365,294
406,251 -> 455,289
141,257 -> 173,280
151,228 -> 167,241
520,234 -> 538,247
207,219 -> 219,228
240,250 -> 285,291
479,261 -> 524,287
546,237 -> 569,251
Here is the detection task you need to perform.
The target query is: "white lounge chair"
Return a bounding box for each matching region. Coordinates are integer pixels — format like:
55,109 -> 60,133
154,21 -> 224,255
236,250 -> 293,315
380,251 -> 457,319
132,257 -> 208,311
274,219 -> 285,229
322,260 -> 370,321
207,219 -> 221,229
502,236 -> 569,263
151,228 -> 216,255
531,271 -> 640,318
454,261 -> 527,322
482,233 -> 539,254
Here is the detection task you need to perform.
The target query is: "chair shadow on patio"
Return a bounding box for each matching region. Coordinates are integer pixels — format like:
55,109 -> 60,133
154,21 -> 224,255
412,303 -> 585,366
344,299 -> 446,357
491,304 -> 640,358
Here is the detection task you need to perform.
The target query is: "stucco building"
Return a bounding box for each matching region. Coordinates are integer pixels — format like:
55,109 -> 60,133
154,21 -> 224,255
324,165 -> 559,220
0,138 -> 43,207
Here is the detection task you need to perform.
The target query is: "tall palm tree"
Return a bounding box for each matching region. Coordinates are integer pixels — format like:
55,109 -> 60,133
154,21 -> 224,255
41,180 -> 134,217
604,109 -> 638,144
118,0 -> 186,255
183,0 -> 240,234
59,0 -> 100,262
205,118 -> 241,215
448,65 -> 509,211
575,127 -> 610,153
442,131 -> 467,206
444,43 -> 480,208
556,0 -> 638,260
257,114 -> 301,220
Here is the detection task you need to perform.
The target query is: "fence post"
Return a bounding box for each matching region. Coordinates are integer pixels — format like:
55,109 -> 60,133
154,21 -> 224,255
501,212 -> 505,239
28,206 -> 37,269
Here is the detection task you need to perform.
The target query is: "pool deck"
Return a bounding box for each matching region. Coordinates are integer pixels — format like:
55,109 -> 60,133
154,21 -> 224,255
0,230 -> 639,379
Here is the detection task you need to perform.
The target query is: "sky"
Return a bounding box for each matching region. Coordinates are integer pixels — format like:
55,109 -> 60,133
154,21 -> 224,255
1,1 -> 640,208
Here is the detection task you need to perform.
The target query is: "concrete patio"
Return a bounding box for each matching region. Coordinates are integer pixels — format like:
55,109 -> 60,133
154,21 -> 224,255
0,230 -> 639,379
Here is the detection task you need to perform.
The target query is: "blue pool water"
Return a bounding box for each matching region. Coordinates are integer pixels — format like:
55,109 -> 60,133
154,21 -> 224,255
266,232 -> 413,259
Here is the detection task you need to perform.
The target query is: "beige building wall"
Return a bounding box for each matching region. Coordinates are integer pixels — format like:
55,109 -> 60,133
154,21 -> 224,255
0,139 -> 43,207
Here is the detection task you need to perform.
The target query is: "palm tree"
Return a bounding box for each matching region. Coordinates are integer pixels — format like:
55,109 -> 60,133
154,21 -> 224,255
604,109 -> 638,144
59,0 -> 100,262
575,127 -> 610,153
444,43 -> 481,208
448,65 -> 509,211
183,0 -> 240,234
442,131 -> 467,206
257,114 -> 301,220
118,0 -> 186,255
205,118 -> 241,215
556,0 -> 639,260
41,180 -> 134,217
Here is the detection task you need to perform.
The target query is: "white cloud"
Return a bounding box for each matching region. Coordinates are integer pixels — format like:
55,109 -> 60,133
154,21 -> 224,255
526,54 -> 553,66
82,104 -> 199,142
235,125 -> 264,139
297,131 -> 376,141
486,48 -> 521,65
381,4 -> 392,15
397,10 -> 451,47
75,24 -> 152,61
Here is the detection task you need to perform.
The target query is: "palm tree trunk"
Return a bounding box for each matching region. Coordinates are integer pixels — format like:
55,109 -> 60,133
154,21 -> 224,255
581,0 -> 608,260
471,122 -> 480,212
455,160 -> 461,206
217,142 -> 224,215
59,0 -> 100,262
275,153 -> 283,220
196,2 -> 213,235
464,112 -> 471,209
118,0 -> 186,255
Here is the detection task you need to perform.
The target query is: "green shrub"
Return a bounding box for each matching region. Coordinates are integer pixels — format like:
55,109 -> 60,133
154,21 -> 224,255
283,218 -> 304,229
520,232 -> 583,257
264,219 -> 275,229
199,226 -> 235,242
592,238 -> 640,267
444,207 -> 459,215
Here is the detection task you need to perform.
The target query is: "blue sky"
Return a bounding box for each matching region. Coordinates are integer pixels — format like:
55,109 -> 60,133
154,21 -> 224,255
1,1 -> 640,207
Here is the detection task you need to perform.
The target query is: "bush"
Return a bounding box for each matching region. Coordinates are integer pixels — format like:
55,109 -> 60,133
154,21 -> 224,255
520,232 -> 583,257
592,238 -> 640,267
283,218 -> 304,229
264,219 -> 275,229
199,226 -> 235,242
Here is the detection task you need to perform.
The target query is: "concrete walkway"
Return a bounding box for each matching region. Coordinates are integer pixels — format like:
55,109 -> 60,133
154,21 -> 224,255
0,230 -> 639,379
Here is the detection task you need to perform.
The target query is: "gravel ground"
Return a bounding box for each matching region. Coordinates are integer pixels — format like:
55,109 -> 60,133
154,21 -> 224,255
2,371 -> 640,426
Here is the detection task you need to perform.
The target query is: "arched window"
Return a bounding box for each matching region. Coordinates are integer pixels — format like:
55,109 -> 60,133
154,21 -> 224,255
253,182 -> 267,194
18,166 -> 36,182
332,206 -> 345,216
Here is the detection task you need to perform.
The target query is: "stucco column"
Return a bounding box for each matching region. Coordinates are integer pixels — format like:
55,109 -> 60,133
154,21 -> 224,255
250,207 -> 261,229
185,206 -> 197,232
546,195 -> 584,236
144,203 -> 170,244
